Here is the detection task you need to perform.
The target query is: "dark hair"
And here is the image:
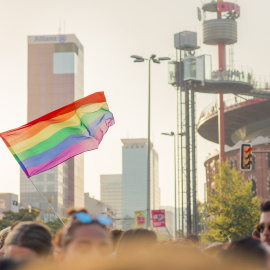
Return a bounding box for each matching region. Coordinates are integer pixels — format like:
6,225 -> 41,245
116,228 -> 157,258
60,207 -> 110,249
5,222 -> 53,257
260,200 -> 270,212
221,238 -> 267,267
252,229 -> 260,240
185,234 -> 199,244
111,229 -> 124,249
0,258 -> 25,270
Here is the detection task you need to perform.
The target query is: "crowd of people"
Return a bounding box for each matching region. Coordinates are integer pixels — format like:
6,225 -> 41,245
1,201 -> 270,270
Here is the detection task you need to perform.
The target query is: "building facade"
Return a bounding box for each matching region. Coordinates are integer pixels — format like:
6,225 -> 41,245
20,34 -> 84,221
0,193 -> 19,219
121,138 -> 160,229
205,137 -> 270,200
84,193 -> 107,215
100,174 -> 122,228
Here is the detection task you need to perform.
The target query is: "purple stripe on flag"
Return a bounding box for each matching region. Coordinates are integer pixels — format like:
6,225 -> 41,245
25,118 -> 115,177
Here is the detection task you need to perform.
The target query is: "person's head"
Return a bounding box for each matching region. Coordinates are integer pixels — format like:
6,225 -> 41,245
4,222 -> 53,260
116,228 -> 157,258
0,258 -> 26,270
252,229 -> 260,241
185,234 -> 200,247
258,200 -> 270,245
0,227 -> 11,257
59,208 -> 112,260
221,238 -> 269,268
111,229 -> 124,251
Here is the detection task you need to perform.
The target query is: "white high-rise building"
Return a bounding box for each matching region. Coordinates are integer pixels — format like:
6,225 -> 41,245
121,138 -> 160,229
100,174 -> 122,228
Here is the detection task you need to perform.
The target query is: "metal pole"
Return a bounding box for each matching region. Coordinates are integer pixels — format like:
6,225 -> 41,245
185,85 -> 191,236
219,92 -> 225,162
218,7 -> 226,162
180,59 -> 184,237
29,177 -> 65,226
191,87 -> 197,234
201,215 -> 203,234
174,133 -> 177,239
147,59 -> 151,228
176,49 -> 180,240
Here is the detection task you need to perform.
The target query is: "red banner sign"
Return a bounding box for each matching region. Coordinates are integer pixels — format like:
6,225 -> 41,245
152,209 -> 166,228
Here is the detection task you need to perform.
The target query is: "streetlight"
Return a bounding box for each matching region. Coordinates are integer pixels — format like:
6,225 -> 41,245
132,54 -> 170,229
161,131 -> 186,239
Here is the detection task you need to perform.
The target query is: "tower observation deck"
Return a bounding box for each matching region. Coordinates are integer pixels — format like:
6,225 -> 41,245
196,1 -> 270,146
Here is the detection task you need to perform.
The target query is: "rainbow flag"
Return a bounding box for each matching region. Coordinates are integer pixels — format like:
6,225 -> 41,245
0,92 -> 114,178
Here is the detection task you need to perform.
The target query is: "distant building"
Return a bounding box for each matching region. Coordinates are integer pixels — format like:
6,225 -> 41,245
84,193 -> 107,216
0,193 -> 19,219
100,174 -> 122,228
20,34 -> 85,222
160,206 -> 175,237
121,138 -> 160,229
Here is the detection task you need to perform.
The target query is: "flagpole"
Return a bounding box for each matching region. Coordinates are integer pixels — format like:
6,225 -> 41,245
29,177 -> 65,226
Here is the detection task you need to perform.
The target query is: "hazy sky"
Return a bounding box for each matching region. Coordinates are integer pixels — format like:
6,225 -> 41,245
0,0 -> 269,207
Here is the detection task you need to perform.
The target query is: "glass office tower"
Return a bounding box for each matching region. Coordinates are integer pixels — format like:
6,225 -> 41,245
20,34 -> 84,221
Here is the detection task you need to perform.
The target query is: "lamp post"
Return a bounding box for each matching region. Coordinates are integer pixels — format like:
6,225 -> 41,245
131,54 -> 170,229
161,131 -> 186,238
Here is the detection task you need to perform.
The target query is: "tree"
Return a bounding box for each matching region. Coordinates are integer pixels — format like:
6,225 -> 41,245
203,162 -> 261,243
0,208 -> 41,230
45,218 -> 68,235
3,208 -> 40,222
0,219 -> 13,231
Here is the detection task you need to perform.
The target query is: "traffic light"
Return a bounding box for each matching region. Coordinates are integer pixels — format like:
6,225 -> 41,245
240,144 -> 252,170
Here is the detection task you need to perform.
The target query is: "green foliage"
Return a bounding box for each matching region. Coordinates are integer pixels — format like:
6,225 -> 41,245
45,218 -> 68,235
203,162 -> 261,243
0,208 -> 41,230
0,219 -> 13,231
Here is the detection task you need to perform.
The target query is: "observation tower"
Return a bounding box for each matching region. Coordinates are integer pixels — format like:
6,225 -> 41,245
196,1 -> 270,201
169,0 -> 270,236
202,0 -> 241,161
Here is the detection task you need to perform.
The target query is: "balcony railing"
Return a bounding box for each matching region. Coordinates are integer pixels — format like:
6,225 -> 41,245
198,95 -> 255,124
210,70 -> 270,91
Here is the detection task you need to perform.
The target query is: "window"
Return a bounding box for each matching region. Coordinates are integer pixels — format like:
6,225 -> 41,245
54,43 -> 78,55
267,177 -> 270,197
251,179 -> 257,197
252,156 -> 256,170
12,200 -> 18,206
53,52 -> 78,74
0,199 -> 5,209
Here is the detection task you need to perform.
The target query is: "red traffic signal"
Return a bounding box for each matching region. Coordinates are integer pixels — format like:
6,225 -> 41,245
240,144 -> 252,170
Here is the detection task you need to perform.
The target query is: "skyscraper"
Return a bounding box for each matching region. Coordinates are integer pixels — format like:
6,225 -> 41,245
20,34 -> 84,221
100,174 -> 122,228
121,138 -> 160,229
